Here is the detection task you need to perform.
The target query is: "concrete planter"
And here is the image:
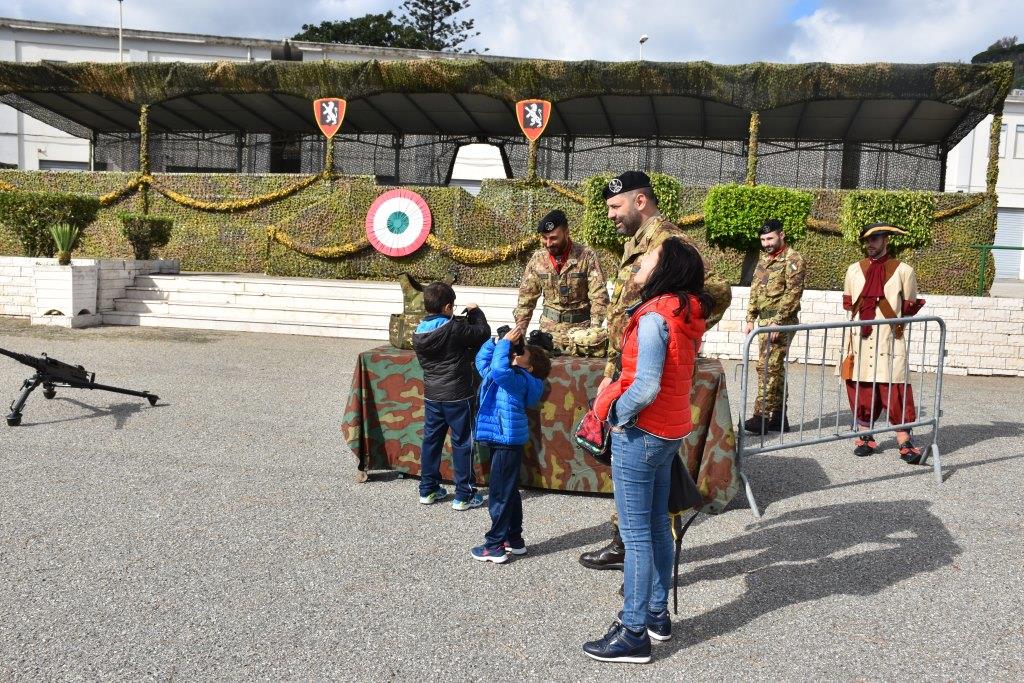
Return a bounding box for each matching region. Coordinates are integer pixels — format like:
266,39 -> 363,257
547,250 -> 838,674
31,262 -> 100,328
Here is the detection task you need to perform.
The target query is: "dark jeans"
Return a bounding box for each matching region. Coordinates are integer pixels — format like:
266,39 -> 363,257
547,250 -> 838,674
484,444 -> 524,552
420,398 -> 475,500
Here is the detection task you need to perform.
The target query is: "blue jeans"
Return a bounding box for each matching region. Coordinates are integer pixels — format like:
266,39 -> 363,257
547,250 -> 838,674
484,444 -> 524,552
420,398 -> 475,500
612,426 -> 680,632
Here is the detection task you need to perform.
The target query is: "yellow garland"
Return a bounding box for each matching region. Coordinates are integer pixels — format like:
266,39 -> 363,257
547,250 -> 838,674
268,225 -> 370,258
149,172 -> 326,212
538,178 -> 586,205
425,233 -> 539,265
0,178 -> 16,192
932,194 -> 985,221
99,175 -> 144,206
676,213 -> 704,227
806,217 -> 843,234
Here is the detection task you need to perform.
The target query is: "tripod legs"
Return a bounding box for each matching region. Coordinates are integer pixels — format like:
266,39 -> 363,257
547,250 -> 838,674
7,375 -> 42,426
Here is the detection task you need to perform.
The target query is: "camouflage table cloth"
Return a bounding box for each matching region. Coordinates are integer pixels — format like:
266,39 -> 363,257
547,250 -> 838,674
342,346 -> 739,513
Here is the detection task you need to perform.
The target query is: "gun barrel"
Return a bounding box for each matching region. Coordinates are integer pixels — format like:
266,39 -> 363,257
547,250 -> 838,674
0,346 -> 36,366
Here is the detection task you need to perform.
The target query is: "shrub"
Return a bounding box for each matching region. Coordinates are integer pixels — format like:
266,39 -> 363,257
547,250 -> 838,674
580,172 -> 683,252
0,190 -> 100,257
839,190 -> 935,250
118,213 -> 174,259
703,184 -> 813,250
48,223 -> 81,265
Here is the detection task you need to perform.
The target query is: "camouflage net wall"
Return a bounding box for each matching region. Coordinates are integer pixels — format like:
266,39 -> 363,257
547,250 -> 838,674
0,170 -> 995,295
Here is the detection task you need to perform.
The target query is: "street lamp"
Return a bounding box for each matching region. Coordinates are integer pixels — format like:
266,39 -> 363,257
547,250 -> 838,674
639,34 -> 649,61
118,0 -> 124,63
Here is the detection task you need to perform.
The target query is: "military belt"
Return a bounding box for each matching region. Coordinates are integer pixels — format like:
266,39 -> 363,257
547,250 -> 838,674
542,306 -> 590,324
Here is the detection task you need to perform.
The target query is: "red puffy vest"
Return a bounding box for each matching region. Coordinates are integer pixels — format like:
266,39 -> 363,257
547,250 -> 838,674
594,294 -> 705,440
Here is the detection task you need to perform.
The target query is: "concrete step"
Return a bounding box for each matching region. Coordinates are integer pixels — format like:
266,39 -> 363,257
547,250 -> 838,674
112,298 -> 397,326
120,287 -> 406,313
102,311 -> 389,340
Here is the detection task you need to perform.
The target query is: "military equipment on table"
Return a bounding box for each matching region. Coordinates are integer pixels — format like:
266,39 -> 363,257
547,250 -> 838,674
390,272 -> 457,351
0,347 -> 159,427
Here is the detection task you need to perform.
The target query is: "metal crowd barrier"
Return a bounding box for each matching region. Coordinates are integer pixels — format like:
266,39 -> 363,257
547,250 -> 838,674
736,315 -> 947,518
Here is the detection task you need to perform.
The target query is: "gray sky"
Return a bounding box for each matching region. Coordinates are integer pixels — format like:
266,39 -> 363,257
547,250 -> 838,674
2,0 -> 1022,63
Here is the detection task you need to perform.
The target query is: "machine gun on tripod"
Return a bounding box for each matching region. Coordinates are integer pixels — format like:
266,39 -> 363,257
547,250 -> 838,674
1,347 -> 158,426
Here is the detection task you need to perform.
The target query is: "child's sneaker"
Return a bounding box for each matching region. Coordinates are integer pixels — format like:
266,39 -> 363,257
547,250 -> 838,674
451,492 -> 485,510
418,486 -> 448,505
504,539 -> 527,555
471,545 -> 508,564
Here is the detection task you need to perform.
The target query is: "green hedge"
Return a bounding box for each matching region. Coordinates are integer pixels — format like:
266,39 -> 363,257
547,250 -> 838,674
0,190 -> 100,257
118,212 -> 174,260
0,171 -> 997,295
703,184 -> 813,250
839,190 -> 935,250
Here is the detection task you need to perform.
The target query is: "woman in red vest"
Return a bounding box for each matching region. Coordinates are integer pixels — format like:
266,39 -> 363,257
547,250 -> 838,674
584,237 -> 713,664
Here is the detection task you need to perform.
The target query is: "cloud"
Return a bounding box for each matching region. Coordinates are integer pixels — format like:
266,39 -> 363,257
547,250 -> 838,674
3,0 -> 1023,62
787,0 -> 1024,63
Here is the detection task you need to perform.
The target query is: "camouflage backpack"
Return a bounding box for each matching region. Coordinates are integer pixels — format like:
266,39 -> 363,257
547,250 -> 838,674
564,326 -> 609,358
389,273 -> 456,350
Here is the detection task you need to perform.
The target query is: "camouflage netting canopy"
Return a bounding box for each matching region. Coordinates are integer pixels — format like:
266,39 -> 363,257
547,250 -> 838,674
0,58 -> 1013,187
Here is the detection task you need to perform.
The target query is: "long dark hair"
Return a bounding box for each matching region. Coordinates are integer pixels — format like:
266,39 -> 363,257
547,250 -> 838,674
640,237 -> 715,320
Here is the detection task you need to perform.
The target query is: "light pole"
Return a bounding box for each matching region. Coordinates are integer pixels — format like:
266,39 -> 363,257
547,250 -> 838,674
118,0 -> 124,63
639,34 -> 649,61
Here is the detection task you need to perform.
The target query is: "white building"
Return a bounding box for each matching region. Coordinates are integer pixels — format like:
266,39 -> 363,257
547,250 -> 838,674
0,17 -> 505,187
944,89 -> 1024,280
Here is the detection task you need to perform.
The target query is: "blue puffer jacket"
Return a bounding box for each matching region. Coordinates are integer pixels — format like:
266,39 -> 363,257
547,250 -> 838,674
474,338 -> 545,446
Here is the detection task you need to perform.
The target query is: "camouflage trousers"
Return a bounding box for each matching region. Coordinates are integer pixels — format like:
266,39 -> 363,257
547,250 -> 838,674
538,317 -> 592,354
753,328 -> 794,416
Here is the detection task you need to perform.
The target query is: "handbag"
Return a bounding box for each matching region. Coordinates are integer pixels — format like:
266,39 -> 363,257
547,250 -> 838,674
573,406 -> 611,466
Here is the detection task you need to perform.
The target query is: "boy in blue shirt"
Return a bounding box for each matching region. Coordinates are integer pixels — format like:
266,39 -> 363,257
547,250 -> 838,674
471,326 -> 550,563
412,282 -> 491,510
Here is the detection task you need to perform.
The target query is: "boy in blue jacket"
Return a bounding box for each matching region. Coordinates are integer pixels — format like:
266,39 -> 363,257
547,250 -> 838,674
471,326 -> 551,563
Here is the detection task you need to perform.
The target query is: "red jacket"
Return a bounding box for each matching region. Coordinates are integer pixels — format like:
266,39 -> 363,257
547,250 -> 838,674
594,294 -> 705,439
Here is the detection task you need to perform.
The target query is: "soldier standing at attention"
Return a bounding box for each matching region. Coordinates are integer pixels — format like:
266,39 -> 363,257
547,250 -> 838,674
514,209 -> 609,353
743,219 -> 807,434
578,171 -> 733,572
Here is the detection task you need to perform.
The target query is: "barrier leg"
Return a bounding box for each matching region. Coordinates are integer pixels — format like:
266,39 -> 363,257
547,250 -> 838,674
740,470 -> 762,518
930,443 -> 942,484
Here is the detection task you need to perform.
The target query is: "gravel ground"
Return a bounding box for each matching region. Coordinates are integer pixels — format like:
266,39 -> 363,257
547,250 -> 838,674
0,317 -> 1022,681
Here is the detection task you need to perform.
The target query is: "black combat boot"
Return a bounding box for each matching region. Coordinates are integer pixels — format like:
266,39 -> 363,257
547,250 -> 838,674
579,527 -> 625,570
765,410 -> 791,433
743,413 -> 771,434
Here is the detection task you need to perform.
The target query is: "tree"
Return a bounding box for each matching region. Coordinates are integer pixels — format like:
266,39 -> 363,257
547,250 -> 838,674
987,36 -> 1019,51
293,11 -> 429,49
398,0 -> 485,53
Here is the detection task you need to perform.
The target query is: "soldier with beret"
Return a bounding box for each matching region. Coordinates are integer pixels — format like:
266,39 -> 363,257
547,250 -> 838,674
514,209 -> 609,354
579,171 -> 733,572
841,222 -> 926,464
743,218 -> 807,434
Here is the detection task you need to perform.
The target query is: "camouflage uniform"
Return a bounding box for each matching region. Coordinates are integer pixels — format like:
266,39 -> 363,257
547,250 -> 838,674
602,214 -> 733,378
745,246 -> 806,415
514,242 -> 609,353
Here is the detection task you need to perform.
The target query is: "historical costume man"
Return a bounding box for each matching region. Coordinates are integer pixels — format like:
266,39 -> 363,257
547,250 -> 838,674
514,209 -> 609,353
743,219 -> 806,434
841,222 -> 926,464
579,171 -> 733,571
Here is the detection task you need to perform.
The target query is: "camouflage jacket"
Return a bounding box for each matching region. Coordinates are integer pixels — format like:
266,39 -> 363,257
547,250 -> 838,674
604,214 -> 733,377
514,242 -> 608,327
745,246 -> 806,325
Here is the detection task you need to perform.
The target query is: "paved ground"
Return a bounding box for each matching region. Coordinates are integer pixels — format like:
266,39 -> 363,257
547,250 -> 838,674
0,317 -> 1022,681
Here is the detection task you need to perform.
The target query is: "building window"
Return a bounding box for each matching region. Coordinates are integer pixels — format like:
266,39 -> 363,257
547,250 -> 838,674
999,124 -> 1007,157
1016,125 -> 1024,159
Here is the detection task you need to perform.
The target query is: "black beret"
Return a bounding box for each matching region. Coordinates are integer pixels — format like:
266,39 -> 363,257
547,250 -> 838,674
602,171 -> 653,200
860,222 -> 909,241
537,209 -> 568,233
759,219 -> 784,235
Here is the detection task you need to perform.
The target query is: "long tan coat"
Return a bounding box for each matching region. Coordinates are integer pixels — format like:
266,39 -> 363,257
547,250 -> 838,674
841,260 -> 919,384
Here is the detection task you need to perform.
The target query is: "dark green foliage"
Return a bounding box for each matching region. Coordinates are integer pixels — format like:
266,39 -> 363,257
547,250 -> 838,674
0,171 -> 997,295
972,42 -> 1024,88
839,190 -> 935,250
0,190 -> 99,257
118,213 -> 174,260
704,184 -> 813,250
399,0 -> 482,53
292,12 -> 430,49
